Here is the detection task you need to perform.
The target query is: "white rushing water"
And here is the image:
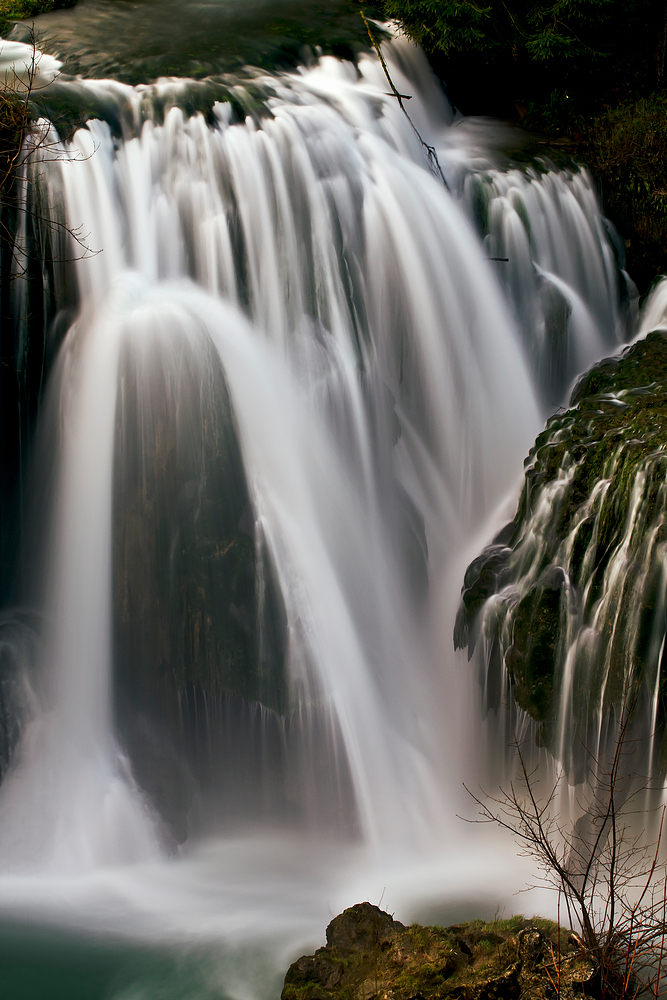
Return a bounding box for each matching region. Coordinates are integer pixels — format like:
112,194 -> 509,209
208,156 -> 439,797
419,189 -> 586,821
461,165 -> 631,404
0,29 -> 635,996
0,288 -> 159,872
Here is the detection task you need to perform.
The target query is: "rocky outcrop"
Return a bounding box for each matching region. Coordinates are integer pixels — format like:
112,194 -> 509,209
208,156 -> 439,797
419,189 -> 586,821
455,331 -> 667,773
282,903 -> 595,1000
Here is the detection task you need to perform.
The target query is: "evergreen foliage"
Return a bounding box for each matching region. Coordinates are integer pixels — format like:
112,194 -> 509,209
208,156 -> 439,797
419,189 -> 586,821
382,0 -> 623,63
379,0 -> 665,121
381,0 -> 661,73
569,95 -> 667,288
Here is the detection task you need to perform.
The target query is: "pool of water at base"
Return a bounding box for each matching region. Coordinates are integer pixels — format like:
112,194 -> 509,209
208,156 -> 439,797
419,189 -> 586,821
0,831 -> 556,1000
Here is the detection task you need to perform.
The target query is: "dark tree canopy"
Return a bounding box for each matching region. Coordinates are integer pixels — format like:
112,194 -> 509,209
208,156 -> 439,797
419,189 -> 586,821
380,0 -> 667,118
382,0 -> 645,62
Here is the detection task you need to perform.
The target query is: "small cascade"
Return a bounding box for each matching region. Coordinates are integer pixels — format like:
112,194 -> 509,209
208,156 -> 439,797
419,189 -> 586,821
636,274 -> 667,337
459,165 -> 634,406
0,33 -> 632,868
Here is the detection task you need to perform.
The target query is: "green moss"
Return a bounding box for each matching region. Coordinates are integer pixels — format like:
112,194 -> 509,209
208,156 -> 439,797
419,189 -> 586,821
283,906 -> 576,1000
509,584 -> 561,720
456,332 -> 667,755
494,917 -> 528,934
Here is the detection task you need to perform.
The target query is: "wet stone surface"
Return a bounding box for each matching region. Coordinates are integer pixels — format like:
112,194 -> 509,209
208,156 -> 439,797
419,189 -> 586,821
454,331 -> 667,770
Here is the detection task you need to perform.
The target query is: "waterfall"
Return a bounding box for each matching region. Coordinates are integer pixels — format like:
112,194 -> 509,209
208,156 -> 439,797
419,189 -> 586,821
0,277 -> 160,872
0,31 -> 629,892
459,162 -> 635,406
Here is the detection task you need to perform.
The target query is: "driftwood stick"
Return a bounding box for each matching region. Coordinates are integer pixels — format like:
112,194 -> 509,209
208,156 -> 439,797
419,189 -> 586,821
360,11 -> 450,191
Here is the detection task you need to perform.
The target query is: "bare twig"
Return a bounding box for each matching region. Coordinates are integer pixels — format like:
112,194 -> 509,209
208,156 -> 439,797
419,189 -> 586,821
360,11 -> 450,190
464,691 -> 667,999
0,28 -> 100,280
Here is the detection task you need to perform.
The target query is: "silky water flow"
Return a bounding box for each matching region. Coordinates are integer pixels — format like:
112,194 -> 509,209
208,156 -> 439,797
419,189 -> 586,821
0,31 -> 640,999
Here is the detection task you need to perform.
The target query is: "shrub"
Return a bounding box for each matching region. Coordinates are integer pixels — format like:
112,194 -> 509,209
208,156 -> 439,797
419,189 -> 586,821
0,0 -> 76,34
466,702 -> 667,999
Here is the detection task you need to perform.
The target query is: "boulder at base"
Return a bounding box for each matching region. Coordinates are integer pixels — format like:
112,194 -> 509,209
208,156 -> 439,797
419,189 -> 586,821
282,903 -> 595,1000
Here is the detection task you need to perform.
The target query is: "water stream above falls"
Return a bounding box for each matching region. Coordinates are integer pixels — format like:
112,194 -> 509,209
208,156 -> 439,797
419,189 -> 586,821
0,23 -> 642,999
7,0 -> 386,83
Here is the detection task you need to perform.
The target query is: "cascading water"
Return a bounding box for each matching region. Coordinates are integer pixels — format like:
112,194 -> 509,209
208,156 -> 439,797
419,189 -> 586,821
0,277 -> 160,872
454,301 -> 667,805
459,164 -> 635,405
0,23 -> 639,998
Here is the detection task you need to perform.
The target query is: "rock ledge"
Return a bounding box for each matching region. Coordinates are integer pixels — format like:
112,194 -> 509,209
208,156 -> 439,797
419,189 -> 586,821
282,903 -> 595,1000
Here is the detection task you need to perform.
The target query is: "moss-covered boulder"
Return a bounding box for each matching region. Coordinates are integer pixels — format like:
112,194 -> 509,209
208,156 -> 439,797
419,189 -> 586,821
282,904 -> 594,1000
455,332 -> 667,771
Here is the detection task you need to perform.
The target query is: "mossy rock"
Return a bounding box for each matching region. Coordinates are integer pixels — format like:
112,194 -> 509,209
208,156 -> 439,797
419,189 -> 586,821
455,332 -> 667,763
282,904 -> 593,1000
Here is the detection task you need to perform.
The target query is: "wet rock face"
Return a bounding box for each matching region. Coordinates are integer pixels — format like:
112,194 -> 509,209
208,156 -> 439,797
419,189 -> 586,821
454,332 -> 667,773
282,905 -> 592,1000
111,336 -> 291,842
